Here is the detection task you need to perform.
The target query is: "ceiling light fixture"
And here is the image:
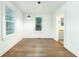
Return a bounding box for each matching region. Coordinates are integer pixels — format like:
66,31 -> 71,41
27,14 -> 31,18
27,13 -> 31,20
37,1 -> 41,4
26,1 -> 41,20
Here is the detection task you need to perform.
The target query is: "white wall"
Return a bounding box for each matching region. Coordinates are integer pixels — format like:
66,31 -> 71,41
50,13 -> 57,40
0,2 -> 2,40
0,2 -> 23,56
53,1 -> 79,56
23,14 -> 53,38
65,2 -> 79,56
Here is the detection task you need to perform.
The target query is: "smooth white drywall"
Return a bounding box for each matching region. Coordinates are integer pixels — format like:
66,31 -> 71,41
65,2 -> 79,56
23,14 -> 53,38
0,2 -> 1,40
0,2 -> 23,56
53,1 -> 79,56
50,13 -> 57,40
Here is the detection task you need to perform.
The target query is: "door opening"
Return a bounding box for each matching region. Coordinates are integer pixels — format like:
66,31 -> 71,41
56,15 -> 64,46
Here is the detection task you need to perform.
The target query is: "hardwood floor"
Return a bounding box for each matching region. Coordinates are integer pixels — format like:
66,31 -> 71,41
2,38 -> 76,57
58,39 -> 64,46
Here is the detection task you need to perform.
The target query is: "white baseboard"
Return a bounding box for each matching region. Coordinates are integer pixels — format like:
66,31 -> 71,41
65,46 -> 79,57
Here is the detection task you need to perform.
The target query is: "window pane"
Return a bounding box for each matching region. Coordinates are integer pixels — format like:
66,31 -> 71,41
35,17 -> 42,31
6,6 -> 15,35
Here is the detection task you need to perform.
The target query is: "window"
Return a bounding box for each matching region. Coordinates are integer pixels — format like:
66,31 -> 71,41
35,17 -> 42,31
6,6 -> 15,35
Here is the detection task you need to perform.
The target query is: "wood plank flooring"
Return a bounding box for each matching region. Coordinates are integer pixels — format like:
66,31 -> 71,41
2,38 -> 76,57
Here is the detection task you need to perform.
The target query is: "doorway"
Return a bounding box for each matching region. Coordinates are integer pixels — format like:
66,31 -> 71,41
56,15 -> 64,45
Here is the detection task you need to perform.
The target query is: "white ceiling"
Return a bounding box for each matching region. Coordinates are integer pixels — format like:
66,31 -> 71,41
12,1 -> 66,14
